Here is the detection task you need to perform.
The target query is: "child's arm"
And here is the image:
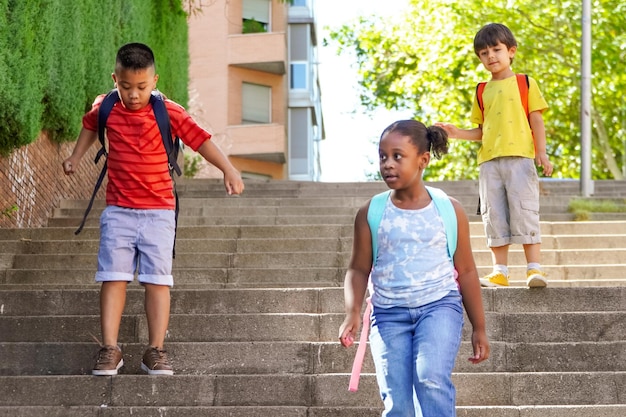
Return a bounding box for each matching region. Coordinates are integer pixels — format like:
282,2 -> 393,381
62,127 -> 99,175
195,140 -> 244,195
435,123 -> 483,142
529,111 -> 553,176
338,204 -> 373,348
450,198 -> 490,364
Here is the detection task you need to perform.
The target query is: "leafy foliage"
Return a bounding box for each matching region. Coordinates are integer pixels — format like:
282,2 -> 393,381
243,18 -> 268,34
328,0 -> 626,180
0,0 -> 190,154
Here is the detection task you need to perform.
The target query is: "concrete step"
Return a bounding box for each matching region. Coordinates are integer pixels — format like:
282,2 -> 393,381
3,265 -> 626,287
2,311 -> 624,344
46,210 -> 587,228
4,266 -> 626,288
46,215 -> 360,227
476,264 -> 626,285
7,250 -> 626,276
9,252 -> 351,269
0,372 -> 624,407
0,224 -> 357,241
52,195 -> 576,213
173,178 -> 626,197
3,221 -> 625,242
1,287 -> 624,316
5,233 -> 626,255
1,267 -> 345,288
57,196 -> 373,209
2,339 -> 625,376
1,405 -> 625,417
53,205 -> 363,219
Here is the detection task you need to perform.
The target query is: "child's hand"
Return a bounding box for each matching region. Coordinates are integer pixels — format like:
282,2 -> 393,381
62,158 -> 77,175
468,329 -> 490,364
338,314 -> 360,348
223,169 -> 244,195
535,153 -> 553,176
434,122 -> 458,138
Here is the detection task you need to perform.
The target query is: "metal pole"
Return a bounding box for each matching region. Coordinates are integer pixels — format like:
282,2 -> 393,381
580,0 -> 593,196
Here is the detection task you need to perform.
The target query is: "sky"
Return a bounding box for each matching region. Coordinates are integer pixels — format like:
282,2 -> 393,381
314,0 -> 412,182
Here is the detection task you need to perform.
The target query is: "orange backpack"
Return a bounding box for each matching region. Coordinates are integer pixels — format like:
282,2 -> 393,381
476,73 -> 530,118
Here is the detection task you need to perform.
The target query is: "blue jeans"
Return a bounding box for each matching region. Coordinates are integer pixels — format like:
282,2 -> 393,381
369,291 -> 464,417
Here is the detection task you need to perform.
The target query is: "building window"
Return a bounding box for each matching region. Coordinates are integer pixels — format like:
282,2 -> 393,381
289,25 -> 310,90
291,0 -> 308,6
242,82 -> 271,124
290,62 -> 308,90
289,108 -> 309,176
242,0 -> 270,33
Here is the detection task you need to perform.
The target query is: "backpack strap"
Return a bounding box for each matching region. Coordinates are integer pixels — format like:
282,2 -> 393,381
97,90 -> 119,155
516,73 -> 530,117
476,73 -> 530,118
367,187 -> 457,263
366,190 -> 391,266
74,90 -> 120,235
425,186 -> 457,258
150,91 -> 182,176
476,82 -> 487,114
149,92 -> 182,257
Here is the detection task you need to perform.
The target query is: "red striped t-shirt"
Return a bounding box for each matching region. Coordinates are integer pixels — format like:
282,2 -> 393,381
83,94 -> 210,210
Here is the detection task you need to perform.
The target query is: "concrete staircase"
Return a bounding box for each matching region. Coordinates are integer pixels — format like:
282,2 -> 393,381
1,179 -> 625,416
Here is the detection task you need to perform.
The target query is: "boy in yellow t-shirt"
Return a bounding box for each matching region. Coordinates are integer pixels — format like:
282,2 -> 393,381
437,23 -> 553,288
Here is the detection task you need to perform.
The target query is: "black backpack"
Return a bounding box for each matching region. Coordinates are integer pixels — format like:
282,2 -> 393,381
75,90 -> 182,256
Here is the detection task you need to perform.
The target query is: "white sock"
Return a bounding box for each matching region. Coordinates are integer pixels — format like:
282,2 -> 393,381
527,263 -> 541,271
494,264 -> 509,275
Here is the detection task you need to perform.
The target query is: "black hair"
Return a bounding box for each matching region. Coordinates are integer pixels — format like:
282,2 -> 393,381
380,120 -> 449,160
473,23 -> 517,58
115,43 -> 156,71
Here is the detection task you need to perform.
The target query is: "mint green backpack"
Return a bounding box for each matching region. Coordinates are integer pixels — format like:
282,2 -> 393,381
366,186 -> 458,263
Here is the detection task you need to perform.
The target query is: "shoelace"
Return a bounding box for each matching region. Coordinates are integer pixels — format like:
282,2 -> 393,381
95,346 -> 119,364
147,348 -> 170,368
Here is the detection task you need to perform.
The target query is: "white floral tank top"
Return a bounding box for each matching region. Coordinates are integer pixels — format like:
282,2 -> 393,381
370,198 -> 458,308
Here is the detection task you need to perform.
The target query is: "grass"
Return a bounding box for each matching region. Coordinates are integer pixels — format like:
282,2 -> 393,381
568,198 -> 626,221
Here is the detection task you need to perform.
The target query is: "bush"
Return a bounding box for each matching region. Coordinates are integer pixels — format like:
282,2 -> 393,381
568,198 -> 626,221
0,0 -> 190,155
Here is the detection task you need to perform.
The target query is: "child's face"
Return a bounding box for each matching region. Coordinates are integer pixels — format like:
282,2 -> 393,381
477,42 -> 516,76
111,66 -> 159,111
378,132 -> 429,189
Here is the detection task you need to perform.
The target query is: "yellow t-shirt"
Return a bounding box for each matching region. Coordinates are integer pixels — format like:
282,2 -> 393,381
470,75 -> 548,165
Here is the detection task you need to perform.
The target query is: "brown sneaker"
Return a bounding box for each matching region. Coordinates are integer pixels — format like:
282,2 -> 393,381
141,346 -> 174,375
92,345 -> 123,376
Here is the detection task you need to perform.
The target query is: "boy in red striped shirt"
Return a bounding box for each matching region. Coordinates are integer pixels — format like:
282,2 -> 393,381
63,43 -> 244,376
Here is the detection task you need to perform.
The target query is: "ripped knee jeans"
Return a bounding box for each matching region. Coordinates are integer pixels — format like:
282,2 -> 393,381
369,291 -> 464,417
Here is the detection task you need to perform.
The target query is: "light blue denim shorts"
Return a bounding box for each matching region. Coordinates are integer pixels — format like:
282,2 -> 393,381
95,206 -> 175,287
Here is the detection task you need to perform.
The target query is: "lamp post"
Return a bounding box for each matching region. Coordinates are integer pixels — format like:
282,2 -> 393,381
580,0 -> 593,196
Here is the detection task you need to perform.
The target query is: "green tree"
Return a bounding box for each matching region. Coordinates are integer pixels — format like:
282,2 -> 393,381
328,0 -> 626,180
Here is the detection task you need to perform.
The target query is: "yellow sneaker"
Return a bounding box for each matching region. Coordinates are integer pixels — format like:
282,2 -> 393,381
480,271 -> 510,287
527,269 -> 548,288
